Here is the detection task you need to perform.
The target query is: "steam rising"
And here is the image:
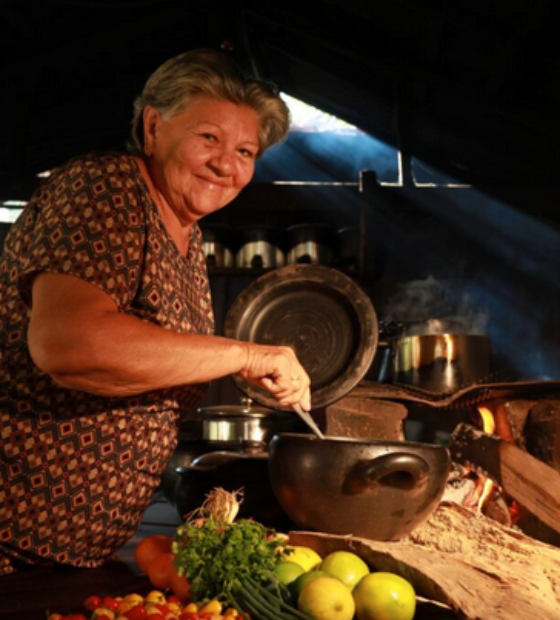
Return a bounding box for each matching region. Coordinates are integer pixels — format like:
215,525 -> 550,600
382,275 -> 490,336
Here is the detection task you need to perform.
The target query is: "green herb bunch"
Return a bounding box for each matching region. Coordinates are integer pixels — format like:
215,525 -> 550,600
172,515 -> 285,603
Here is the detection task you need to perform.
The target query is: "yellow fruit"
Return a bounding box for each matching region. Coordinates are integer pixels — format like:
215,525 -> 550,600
274,560 -> 306,585
353,572 -> 416,620
298,576 -> 356,620
199,599 -> 223,615
91,610 -> 115,620
283,545 -> 322,571
320,550 -> 370,590
144,590 -> 167,604
290,569 -> 330,600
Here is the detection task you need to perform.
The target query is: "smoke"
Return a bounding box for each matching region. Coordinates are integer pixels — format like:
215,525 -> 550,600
382,274 -> 490,335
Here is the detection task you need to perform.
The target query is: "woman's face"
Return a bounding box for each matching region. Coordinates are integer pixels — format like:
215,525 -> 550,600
143,96 -> 260,225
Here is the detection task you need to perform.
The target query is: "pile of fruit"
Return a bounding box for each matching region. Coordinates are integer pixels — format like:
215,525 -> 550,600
46,590 -> 237,620
47,489 -> 417,620
275,546 -> 416,620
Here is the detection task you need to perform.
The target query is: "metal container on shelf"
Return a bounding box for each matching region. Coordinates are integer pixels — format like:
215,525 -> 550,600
200,223 -> 235,268
235,225 -> 286,269
286,223 -> 339,266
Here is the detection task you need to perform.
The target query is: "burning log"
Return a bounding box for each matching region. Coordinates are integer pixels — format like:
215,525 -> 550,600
448,422 -> 560,536
290,501 -> 560,620
524,400 -> 560,469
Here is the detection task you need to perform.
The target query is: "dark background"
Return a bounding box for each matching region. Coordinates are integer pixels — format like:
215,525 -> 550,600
2,0 -> 560,388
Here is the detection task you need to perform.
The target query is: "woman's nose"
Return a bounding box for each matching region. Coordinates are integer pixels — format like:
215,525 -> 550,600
208,150 -> 235,175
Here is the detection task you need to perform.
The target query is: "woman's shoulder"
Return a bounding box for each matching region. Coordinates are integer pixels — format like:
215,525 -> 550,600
54,151 -> 139,179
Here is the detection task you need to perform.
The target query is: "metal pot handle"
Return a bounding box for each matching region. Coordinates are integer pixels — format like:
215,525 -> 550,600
343,452 -> 430,495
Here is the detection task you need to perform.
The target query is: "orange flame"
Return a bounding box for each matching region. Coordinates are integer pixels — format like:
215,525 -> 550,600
476,406 -> 496,513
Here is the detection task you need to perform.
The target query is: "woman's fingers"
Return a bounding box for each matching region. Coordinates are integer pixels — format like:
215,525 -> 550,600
239,344 -> 312,411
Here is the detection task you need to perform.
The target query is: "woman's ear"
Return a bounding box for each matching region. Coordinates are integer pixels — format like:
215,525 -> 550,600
142,106 -> 160,156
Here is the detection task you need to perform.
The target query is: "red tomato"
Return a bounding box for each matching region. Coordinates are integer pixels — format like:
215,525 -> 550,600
100,596 -> 120,611
84,596 -> 102,611
147,551 -> 175,590
125,604 -> 147,620
154,603 -> 171,614
170,571 -> 192,604
134,534 -> 173,575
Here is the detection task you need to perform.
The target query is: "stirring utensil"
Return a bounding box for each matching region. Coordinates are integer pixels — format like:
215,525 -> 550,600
293,403 -> 325,439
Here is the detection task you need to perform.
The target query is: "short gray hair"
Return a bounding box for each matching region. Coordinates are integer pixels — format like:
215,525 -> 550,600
127,48 -> 291,156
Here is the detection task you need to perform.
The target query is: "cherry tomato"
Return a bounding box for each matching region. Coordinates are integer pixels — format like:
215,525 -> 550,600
125,604 -> 148,620
101,596 -> 120,611
134,535 -> 173,575
84,596 -> 102,611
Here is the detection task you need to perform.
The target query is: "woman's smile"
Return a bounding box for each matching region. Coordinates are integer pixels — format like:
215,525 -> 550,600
143,96 -> 260,226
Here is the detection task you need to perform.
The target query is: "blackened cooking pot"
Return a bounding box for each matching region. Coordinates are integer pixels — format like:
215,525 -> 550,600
268,433 -> 450,541
175,451 -> 295,530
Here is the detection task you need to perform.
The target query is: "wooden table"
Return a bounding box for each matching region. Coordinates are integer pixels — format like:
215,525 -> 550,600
0,494 -> 463,619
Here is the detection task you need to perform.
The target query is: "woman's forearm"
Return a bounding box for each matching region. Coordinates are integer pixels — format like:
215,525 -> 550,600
27,272 -> 311,409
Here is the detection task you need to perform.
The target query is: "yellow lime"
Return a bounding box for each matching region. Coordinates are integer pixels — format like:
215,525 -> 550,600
274,561 -> 306,586
290,569 -> 330,600
282,545 -> 322,572
320,550 -> 370,590
353,572 -> 416,620
298,576 -> 355,620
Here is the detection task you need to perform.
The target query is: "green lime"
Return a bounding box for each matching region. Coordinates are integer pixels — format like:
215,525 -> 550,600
274,560 -> 306,586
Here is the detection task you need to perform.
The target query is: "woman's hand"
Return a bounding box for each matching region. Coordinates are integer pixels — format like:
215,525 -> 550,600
238,344 -> 312,412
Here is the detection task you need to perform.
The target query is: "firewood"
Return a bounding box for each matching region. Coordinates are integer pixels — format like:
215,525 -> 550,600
289,501 -> 560,620
524,400 -> 560,469
448,422 -> 560,535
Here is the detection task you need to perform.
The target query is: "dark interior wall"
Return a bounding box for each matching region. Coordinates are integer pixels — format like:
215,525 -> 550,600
199,176 -> 560,409
360,181 -> 560,381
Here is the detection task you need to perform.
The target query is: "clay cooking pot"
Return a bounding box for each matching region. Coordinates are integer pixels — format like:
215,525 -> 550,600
268,433 -> 450,541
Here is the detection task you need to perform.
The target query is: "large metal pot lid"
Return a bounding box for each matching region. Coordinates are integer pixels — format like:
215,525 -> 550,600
197,400 -> 282,419
224,265 -> 378,410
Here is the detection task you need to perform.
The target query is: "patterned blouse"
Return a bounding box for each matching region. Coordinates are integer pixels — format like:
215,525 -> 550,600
0,152 -> 215,573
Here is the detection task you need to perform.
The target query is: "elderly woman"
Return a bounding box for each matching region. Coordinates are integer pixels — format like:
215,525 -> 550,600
0,48 -> 311,574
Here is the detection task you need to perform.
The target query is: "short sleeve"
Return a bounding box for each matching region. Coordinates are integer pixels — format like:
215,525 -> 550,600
16,154 -> 146,310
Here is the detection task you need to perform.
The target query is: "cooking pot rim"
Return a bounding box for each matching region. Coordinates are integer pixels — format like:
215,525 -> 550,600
270,432 -> 449,452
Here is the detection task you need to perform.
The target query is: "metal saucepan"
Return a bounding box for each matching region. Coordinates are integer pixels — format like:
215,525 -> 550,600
268,433 -> 450,541
392,333 -> 491,392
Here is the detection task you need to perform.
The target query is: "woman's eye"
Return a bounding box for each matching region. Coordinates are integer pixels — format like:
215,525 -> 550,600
202,133 -> 217,142
239,148 -> 256,159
